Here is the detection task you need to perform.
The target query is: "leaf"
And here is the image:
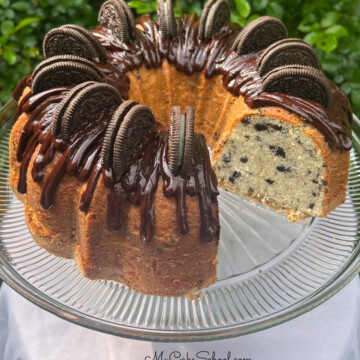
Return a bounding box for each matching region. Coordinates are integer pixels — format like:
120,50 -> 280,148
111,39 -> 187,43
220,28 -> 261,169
297,21 -> 320,33
303,31 -> 323,46
321,56 -> 341,73
3,50 -> 17,65
267,2 -> 284,19
38,0 -> 49,6
231,13 -> 246,27
0,90 -> 12,104
317,36 -> 338,53
4,9 -> 15,19
11,1 -> 31,11
253,0 -> 268,11
14,17 -> 42,32
235,0 -> 251,18
23,35 -> 37,47
1,20 -> 14,35
320,11 -> 340,28
333,74 -> 344,84
325,25 -> 348,38
0,0 -> 10,7
0,35 -> 7,46
341,83 -> 351,95
128,1 -> 151,14
247,14 -> 261,24
351,89 -> 360,110
302,3 -> 316,15
28,47 -> 40,58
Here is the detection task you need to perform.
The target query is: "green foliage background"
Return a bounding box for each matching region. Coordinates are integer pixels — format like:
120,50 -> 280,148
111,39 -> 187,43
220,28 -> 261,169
0,0 -> 359,118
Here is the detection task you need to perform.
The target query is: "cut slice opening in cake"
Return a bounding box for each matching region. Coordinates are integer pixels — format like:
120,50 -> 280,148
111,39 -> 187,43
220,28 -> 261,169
213,115 -> 327,218
127,61 -> 235,148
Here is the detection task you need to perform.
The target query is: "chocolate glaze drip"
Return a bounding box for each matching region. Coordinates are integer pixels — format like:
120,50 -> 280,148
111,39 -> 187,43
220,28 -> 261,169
93,14 -> 352,151
103,131 -> 219,243
13,75 -> 32,101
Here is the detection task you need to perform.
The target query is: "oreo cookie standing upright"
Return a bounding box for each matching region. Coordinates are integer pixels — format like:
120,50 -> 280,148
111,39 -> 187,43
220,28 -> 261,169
52,82 -> 122,140
98,0 -> 137,43
46,24 -> 107,62
262,65 -> 333,108
157,0 -> 177,38
168,106 -> 195,177
232,16 -> 288,55
43,26 -> 107,63
256,38 -> 321,77
198,0 -> 231,40
101,100 -> 139,171
102,101 -> 155,180
32,55 -> 104,94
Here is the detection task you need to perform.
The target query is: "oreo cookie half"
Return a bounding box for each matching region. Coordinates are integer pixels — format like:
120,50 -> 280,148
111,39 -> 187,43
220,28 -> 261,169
98,0 -> 137,43
198,0 -> 230,40
57,24 -> 107,62
257,39 -> 321,77
102,101 -> 155,180
101,100 -> 139,171
262,65 -> 333,109
181,106 -> 195,177
157,0 -> 177,38
168,106 -> 182,175
53,82 -> 121,140
168,106 -> 195,177
232,16 -> 288,55
43,26 -> 106,62
52,81 -> 97,137
32,55 -> 104,94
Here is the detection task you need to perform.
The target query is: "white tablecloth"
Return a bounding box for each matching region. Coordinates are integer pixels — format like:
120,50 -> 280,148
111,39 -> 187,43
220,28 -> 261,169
0,278 -> 359,360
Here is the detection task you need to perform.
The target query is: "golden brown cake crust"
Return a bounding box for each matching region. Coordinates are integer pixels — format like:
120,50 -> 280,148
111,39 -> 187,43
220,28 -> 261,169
9,96 -> 218,297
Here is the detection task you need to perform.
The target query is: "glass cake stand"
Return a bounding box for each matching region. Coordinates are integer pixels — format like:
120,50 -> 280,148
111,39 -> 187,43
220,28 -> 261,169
0,100 -> 360,342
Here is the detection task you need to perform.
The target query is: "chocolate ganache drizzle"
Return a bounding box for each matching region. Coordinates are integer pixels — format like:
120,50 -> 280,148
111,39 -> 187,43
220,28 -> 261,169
93,13 -> 352,150
13,14 -> 352,243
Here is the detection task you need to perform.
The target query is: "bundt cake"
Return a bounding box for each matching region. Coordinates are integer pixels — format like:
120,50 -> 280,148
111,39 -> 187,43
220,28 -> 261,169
9,0 -> 352,296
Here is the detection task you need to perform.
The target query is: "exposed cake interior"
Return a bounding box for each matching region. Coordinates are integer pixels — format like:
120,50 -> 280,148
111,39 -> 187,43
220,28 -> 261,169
214,115 -> 326,218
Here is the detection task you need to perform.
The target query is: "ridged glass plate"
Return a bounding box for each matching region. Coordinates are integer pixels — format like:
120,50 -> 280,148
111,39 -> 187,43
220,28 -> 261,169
0,100 -> 360,342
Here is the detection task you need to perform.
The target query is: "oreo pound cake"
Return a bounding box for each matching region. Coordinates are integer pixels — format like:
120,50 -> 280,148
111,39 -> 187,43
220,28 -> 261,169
9,0 -> 352,296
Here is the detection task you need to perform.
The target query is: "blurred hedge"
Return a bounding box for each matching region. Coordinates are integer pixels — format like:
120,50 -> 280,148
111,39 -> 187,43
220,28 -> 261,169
1,0 -> 360,117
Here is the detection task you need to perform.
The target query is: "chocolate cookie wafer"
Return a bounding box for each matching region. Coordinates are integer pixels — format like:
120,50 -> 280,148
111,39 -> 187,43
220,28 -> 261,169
101,100 -> 139,170
262,65 -> 333,108
98,0 -> 137,43
168,106 -> 182,175
257,39 -> 321,77
52,82 -> 121,140
157,0 -> 177,38
232,16 -> 288,55
168,106 -> 195,177
198,0 -> 230,40
102,101 -> 155,180
32,55 -> 104,94
52,81 -> 97,137
43,25 -> 107,62
181,106 -> 195,177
